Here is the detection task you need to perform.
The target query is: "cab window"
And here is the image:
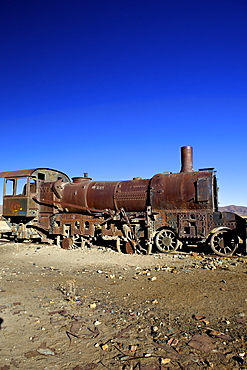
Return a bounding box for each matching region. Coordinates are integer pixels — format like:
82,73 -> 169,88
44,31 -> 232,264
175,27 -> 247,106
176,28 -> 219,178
5,178 -> 29,196
5,179 -> 15,195
17,178 -> 28,195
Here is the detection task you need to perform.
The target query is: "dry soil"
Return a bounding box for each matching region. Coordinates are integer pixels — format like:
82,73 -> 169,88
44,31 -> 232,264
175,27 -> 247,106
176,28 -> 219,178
0,241 -> 247,370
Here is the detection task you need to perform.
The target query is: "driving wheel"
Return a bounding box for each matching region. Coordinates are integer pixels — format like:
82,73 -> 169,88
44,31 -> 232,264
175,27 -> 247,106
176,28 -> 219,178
210,229 -> 238,256
155,229 -> 179,253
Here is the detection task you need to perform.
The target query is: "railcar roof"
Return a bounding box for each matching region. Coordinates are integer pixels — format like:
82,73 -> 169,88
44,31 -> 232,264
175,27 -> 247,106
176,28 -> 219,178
0,168 -> 70,180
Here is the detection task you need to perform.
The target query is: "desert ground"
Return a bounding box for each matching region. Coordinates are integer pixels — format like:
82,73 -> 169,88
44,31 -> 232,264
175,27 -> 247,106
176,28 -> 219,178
0,241 -> 247,370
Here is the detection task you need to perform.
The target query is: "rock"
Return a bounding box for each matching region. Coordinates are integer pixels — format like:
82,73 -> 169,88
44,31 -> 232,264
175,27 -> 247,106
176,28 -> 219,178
225,352 -> 234,360
129,344 -> 138,351
193,314 -> 210,325
160,358 -> 171,364
37,347 -> 55,356
119,355 -> 130,360
93,320 -> 101,326
152,326 -> 159,332
208,329 -> 233,341
101,344 -> 108,351
167,338 -> 178,346
70,320 -> 81,333
188,334 -> 215,352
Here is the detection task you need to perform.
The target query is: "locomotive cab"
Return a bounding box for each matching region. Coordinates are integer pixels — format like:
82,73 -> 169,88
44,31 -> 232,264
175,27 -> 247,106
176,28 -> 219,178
0,168 -> 70,241
3,175 -> 38,218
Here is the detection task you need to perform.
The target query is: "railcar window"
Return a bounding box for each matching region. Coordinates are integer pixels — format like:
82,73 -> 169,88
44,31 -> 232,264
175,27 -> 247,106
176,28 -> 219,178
17,178 -> 27,195
5,179 -> 15,195
38,173 -> 45,180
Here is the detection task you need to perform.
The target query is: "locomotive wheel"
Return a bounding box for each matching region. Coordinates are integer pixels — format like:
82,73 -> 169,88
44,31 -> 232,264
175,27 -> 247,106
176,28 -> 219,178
58,235 -> 91,249
61,237 -> 73,249
210,229 -> 238,256
123,240 -> 136,254
155,229 -> 179,253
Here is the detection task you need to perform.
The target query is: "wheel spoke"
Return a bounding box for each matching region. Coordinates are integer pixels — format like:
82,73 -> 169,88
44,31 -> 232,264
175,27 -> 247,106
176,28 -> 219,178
72,235 -> 82,249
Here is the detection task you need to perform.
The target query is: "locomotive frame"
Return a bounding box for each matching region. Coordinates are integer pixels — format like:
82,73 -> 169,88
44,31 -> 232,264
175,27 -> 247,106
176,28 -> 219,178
0,147 -> 246,257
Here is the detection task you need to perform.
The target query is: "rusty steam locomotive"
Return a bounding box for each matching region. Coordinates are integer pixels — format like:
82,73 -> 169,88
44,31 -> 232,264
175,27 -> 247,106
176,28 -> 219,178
0,146 -> 246,256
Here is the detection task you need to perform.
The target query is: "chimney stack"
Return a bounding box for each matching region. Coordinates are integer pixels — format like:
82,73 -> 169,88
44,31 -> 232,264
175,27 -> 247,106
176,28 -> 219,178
180,146 -> 194,173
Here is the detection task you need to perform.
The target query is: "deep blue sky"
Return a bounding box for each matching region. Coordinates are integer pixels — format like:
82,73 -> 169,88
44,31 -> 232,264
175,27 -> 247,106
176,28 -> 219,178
1,0 -> 247,206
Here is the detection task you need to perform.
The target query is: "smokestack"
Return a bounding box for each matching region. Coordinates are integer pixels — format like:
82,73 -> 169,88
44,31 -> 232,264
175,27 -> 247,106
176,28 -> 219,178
180,146 -> 194,173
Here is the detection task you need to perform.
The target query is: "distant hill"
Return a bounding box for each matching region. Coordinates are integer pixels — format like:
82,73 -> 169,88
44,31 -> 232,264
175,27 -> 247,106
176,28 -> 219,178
219,205 -> 247,217
0,204 -> 2,214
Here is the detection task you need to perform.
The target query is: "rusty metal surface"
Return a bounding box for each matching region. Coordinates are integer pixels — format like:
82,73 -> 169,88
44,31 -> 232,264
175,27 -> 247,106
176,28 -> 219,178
150,170 -> 215,211
61,238 -> 72,249
60,180 -> 116,212
59,178 -> 150,213
1,169 -> 70,221
54,213 -> 99,237
113,178 -> 149,211
180,146 -> 194,173
38,182 -> 58,229
0,169 -> 37,178
0,168 -> 70,181
3,197 -> 28,216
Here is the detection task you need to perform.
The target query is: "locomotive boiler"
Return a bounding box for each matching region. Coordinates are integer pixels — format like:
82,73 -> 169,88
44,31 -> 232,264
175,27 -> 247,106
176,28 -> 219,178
0,146 -> 245,256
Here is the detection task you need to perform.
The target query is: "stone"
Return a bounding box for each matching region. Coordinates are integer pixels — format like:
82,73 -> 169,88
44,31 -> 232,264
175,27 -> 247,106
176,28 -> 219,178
161,358 -> 171,364
188,334 -> 215,352
101,344 -> 108,351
